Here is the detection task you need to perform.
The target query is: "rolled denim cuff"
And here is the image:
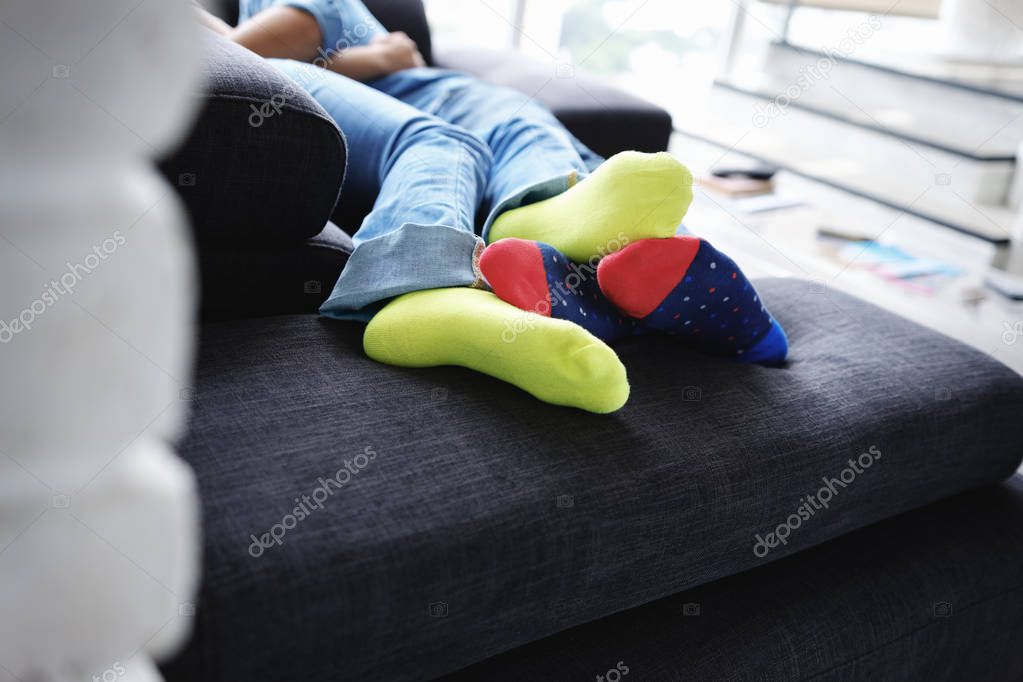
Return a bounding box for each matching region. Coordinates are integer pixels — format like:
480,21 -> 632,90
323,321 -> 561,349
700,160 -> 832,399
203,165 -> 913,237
319,222 -> 484,321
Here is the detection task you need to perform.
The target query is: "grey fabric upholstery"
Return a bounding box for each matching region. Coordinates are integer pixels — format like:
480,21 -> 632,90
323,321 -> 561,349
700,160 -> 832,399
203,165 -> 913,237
159,31 -> 346,246
444,476 -> 1023,681
198,221 -> 351,321
162,278 -> 1023,681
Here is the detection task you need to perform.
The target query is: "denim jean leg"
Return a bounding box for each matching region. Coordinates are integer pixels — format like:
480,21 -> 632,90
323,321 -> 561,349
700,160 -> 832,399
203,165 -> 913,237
269,60 -> 492,320
369,68 -> 604,239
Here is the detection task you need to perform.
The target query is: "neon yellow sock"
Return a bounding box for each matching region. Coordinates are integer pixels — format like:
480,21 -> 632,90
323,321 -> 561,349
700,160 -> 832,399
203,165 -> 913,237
488,151 -> 693,262
364,288 -> 630,413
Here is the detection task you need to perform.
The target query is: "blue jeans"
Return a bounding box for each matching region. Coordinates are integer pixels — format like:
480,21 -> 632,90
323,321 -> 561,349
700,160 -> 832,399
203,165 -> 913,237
271,60 -> 601,320
245,0 -> 602,319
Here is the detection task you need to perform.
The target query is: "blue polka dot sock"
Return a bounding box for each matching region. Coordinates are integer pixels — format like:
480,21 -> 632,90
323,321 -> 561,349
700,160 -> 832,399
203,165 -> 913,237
479,238 -> 642,343
597,236 -> 789,364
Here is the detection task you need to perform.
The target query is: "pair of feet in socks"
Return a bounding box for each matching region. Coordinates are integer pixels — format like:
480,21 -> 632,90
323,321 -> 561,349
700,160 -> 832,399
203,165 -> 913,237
363,152 -> 788,414
481,235 -> 789,361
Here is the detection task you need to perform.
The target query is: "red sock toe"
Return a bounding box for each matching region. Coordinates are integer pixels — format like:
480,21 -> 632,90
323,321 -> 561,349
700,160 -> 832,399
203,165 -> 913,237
479,238 -> 552,316
597,236 -> 700,318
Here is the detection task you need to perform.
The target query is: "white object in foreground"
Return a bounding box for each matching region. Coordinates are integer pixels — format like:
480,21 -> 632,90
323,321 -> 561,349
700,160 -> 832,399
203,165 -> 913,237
0,0 -> 202,680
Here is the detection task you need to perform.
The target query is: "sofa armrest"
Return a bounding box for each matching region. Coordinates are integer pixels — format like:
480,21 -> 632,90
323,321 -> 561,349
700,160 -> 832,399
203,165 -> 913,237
198,222 -> 352,321
434,45 -> 673,158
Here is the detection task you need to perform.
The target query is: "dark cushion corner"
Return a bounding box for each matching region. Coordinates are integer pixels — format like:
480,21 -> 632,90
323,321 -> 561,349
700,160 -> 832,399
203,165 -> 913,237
158,30 -> 347,247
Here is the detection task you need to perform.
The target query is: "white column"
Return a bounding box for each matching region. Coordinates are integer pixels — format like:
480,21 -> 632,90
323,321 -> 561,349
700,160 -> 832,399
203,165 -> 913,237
0,0 -> 202,680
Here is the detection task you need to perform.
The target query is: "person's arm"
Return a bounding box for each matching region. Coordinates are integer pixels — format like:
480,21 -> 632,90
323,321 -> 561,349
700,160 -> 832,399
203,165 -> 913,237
209,4 -> 323,61
195,4 -> 423,82
322,32 -> 425,81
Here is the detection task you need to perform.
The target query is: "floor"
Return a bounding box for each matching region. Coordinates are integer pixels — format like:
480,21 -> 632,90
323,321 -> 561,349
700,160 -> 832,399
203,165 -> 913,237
669,133 -> 1023,375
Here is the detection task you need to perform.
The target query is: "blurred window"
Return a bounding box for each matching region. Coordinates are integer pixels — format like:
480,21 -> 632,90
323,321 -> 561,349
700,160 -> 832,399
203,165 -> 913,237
423,0 -> 519,50
556,0 -> 732,111
423,0 -> 734,113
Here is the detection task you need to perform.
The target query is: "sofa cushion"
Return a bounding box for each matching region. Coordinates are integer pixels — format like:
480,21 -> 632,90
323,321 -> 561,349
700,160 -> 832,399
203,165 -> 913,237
434,46 -> 673,159
163,278 -> 1023,682
198,221 -> 352,321
444,476 -> 1023,681
158,30 -> 346,246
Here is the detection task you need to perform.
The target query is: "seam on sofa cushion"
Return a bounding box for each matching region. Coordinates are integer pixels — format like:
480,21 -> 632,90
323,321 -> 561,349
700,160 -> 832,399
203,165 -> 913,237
202,92 -> 342,132
803,580 -> 1023,680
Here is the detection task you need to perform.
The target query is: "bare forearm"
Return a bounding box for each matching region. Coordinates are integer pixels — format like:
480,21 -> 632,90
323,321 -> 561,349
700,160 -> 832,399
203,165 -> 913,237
326,33 -> 426,81
224,5 -> 323,61
196,5 -> 423,83
324,47 -> 388,81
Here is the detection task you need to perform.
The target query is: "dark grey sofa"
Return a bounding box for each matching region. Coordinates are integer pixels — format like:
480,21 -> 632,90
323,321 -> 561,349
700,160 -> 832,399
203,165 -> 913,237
161,3 -> 1023,681
165,285 -> 1023,682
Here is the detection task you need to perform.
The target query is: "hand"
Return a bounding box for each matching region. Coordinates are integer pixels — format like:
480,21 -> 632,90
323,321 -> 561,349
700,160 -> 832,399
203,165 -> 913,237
370,31 -> 426,75
320,31 -> 426,81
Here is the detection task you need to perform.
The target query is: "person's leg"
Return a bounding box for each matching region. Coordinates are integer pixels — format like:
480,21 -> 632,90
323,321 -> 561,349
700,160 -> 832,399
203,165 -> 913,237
364,288 -> 629,413
368,70 -> 784,364
369,69 -> 593,214
272,59 -> 488,316
597,236 -> 789,364
268,60 -> 630,411
478,234 -> 789,364
370,69 -> 693,262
